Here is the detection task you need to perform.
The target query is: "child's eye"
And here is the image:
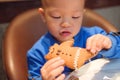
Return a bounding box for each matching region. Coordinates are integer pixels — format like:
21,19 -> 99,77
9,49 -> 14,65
72,16 -> 80,19
52,16 -> 61,19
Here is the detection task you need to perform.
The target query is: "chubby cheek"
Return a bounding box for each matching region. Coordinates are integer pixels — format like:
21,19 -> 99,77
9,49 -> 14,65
73,21 -> 82,36
47,23 -> 60,36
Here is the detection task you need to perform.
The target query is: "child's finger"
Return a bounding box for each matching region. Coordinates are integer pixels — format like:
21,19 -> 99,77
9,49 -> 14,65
86,37 -> 92,50
103,38 -> 112,49
41,58 -> 64,74
42,66 -> 64,80
41,57 -> 65,80
45,59 -> 64,72
43,57 -> 61,69
86,35 -> 99,53
48,66 -> 64,80
55,74 -> 65,80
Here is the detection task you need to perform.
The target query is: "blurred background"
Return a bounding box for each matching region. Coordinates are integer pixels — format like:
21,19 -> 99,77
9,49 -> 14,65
0,0 -> 120,80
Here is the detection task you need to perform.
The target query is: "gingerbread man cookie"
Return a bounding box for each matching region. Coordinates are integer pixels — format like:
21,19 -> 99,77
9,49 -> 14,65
45,39 -> 94,69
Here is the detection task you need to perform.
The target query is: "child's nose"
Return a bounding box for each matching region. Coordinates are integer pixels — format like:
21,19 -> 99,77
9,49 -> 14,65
61,21 -> 71,28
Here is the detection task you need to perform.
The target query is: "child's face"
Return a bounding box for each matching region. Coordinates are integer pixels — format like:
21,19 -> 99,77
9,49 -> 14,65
39,0 -> 85,42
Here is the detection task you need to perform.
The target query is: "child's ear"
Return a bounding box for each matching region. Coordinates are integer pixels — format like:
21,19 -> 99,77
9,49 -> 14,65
38,8 -> 46,22
83,9 -> 86,13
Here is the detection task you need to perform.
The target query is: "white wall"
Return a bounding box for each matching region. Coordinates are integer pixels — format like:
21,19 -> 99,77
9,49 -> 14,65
94,6 -> 120,30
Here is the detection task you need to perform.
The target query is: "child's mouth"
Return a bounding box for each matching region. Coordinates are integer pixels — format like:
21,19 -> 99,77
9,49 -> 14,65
60,31 -> 71,37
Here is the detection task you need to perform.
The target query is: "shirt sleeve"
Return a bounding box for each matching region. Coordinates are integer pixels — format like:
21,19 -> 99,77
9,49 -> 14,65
99,32 -> 120,58
27,48 -> 46,80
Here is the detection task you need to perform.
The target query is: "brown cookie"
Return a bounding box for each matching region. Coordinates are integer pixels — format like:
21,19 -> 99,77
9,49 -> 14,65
45,39 -> 94,69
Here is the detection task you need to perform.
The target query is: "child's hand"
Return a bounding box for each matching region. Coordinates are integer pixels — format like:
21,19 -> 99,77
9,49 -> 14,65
41,57 -> 65,80
86,34 -> 112,54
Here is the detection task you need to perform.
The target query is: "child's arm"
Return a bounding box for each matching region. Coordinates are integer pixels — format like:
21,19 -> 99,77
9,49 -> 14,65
86,32 -> 120,58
